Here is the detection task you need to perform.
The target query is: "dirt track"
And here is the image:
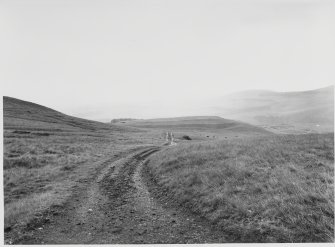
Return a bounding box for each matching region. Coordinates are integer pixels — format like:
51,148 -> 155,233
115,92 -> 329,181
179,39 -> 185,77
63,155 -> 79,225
16,146 -> 226,244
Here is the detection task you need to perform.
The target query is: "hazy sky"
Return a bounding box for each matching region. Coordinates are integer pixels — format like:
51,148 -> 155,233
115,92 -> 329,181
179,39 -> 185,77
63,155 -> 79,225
1,0 -> 334,120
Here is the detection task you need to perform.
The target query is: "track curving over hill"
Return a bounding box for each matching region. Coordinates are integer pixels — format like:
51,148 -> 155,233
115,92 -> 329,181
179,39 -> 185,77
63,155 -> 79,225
14,147 -> 227,244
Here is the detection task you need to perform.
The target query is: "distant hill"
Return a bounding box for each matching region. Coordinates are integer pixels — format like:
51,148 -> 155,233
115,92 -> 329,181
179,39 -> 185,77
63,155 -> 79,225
119,116 -> 271,136
111,118 -> 138,124
3,96 -> 128,132
211,86 -> 334,133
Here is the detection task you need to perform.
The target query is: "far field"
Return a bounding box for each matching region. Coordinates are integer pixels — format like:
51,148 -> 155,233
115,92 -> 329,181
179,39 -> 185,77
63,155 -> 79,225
115,116 -> 272,142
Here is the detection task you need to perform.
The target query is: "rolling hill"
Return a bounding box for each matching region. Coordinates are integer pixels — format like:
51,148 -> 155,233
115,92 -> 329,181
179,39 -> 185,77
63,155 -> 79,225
3,96 -> 129,132
118,116 -> 271,140
2,96 -> 160,244
210,86 -> 334,133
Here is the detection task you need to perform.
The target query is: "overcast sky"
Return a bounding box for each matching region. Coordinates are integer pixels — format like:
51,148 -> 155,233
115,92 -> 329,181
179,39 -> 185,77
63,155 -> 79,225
1,0 -> 334,120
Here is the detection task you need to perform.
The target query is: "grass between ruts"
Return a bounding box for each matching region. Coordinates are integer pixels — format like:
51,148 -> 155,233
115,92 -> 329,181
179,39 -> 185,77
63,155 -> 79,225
147,133 -> 334,242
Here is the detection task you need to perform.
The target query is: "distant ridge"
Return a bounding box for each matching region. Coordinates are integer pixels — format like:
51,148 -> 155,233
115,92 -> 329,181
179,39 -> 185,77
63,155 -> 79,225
211,86 -> 334,133
144,116 -> 223,122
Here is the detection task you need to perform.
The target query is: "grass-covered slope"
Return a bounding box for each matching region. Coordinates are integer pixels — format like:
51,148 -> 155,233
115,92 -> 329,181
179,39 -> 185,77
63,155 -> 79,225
3,96 -> 127,132
147,134 -> 334,242
122,116 -> 268,132
3,96 -> 159,240
120,116 -> 271,141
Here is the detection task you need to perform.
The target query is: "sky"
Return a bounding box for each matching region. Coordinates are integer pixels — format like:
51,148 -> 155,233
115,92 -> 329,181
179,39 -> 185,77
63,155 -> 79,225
1,0 -> 334,120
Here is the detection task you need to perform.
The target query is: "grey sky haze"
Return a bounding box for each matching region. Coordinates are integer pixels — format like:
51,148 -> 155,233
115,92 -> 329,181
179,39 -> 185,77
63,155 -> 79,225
1,0 -> 334,120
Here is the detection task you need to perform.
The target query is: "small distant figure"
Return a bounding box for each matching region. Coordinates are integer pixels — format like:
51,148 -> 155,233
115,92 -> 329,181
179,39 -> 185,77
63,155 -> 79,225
165,132 -> 176,145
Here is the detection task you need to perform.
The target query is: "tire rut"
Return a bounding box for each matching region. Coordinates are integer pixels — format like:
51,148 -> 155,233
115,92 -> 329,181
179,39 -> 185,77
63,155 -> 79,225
18,146 -> 227,244
94,146 -> 226,244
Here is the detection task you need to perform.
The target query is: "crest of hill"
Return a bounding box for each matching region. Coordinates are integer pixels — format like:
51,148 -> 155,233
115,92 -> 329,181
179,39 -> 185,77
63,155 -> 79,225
3,96 -> 129,132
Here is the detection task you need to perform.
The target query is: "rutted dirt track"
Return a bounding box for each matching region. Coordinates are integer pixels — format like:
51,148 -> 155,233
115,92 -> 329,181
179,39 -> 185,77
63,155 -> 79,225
17,146 -> 226,244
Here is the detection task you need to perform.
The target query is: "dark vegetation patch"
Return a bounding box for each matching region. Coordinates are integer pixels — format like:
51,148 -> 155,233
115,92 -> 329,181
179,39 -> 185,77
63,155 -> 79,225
33,132 -> 50,136
182,135 -> 192,140
13,130 -> 30,134
148,133 -> 334,242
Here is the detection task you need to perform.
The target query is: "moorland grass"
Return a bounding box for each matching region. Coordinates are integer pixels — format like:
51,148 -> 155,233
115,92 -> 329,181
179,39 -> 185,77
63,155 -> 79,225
3,129 -> 160,231
3,96 -> 163,238
148,133 -> 334,242
3,133 -> 106,228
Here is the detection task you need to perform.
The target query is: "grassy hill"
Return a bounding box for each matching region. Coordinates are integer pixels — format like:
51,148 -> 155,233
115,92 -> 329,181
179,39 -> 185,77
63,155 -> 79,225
3,97 -> 160,242
119,116 -> 271,141
3,96 -> 129,132
147,133 -> 334,242
211,86 -> 334,134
